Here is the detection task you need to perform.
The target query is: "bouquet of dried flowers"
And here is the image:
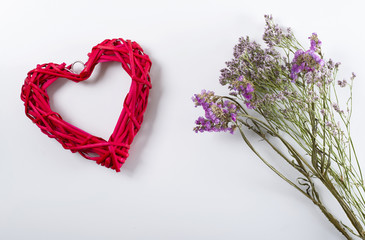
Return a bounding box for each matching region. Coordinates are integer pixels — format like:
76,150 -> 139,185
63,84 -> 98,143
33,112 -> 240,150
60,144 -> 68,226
192,15 -> 364,239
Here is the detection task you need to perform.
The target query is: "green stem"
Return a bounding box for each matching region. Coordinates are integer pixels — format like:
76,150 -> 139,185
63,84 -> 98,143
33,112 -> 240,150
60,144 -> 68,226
237,126 -> 310,199
237,112 -> 365,238
237,123 -> 354,239
321,176 -> 365,239
314,202 -> 354,240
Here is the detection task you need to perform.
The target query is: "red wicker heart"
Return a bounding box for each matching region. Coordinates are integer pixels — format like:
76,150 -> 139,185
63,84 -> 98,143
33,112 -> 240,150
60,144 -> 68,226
21,38 -> 152,172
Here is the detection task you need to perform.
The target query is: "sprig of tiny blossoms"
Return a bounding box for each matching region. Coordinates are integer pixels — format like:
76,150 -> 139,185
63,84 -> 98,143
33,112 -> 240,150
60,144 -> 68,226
192,90 -> 237,133
193,15 -> 364,240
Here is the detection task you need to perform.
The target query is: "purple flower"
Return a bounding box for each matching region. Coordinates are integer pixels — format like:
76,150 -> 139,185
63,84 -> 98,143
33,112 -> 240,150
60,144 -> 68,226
192,90 -> 238,133
309,33 -> 322,52
263,14 -> 291,47
332,102 -> 344,114
337,79 -> 347,88
229,76 -> 255,107
351,72 -> 356,80
246,83 -> 254,93
245,102 -> 254,109
290,49 -> 324,81
290,33 -> 325,81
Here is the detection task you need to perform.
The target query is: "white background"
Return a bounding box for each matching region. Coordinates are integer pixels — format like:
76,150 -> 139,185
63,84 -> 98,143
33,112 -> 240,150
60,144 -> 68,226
1,0 -> 365,239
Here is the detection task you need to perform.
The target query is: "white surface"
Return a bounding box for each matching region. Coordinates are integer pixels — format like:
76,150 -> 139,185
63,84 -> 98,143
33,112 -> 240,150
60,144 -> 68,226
1,0 -> 365,239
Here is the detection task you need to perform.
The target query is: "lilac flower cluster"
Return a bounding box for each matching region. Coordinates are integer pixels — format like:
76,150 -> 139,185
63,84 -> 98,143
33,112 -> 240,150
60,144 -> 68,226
338,72 -> 357,87
337,79 -> 347,88
220,35 -> 282,87
327,58 -> 341,70
220,37 -> 284,107
229,76 -> 255,108
201,15 -> 354,139
309,33 -> 322,52
325,121 -> 344,138
332,103 -> 344,114
351,72 -> 356,80
219,30 -> 297,115
192,90 -> 237,133
290,34 -> 325,81
263,14 -> 293,47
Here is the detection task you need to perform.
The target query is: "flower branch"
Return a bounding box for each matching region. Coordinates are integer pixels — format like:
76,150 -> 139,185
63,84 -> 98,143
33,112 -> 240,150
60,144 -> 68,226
192,15 -> 364,239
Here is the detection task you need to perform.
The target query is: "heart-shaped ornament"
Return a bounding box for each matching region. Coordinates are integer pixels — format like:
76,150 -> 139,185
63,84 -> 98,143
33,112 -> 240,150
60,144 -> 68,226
21,38 -> 152,172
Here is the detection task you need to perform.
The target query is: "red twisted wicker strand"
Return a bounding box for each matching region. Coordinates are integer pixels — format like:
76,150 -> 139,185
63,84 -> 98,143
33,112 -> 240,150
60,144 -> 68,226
20,38 -> 152,172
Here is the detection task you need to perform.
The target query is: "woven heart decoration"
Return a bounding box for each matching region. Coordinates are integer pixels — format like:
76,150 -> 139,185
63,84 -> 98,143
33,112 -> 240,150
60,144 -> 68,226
20,38 -> 152,172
